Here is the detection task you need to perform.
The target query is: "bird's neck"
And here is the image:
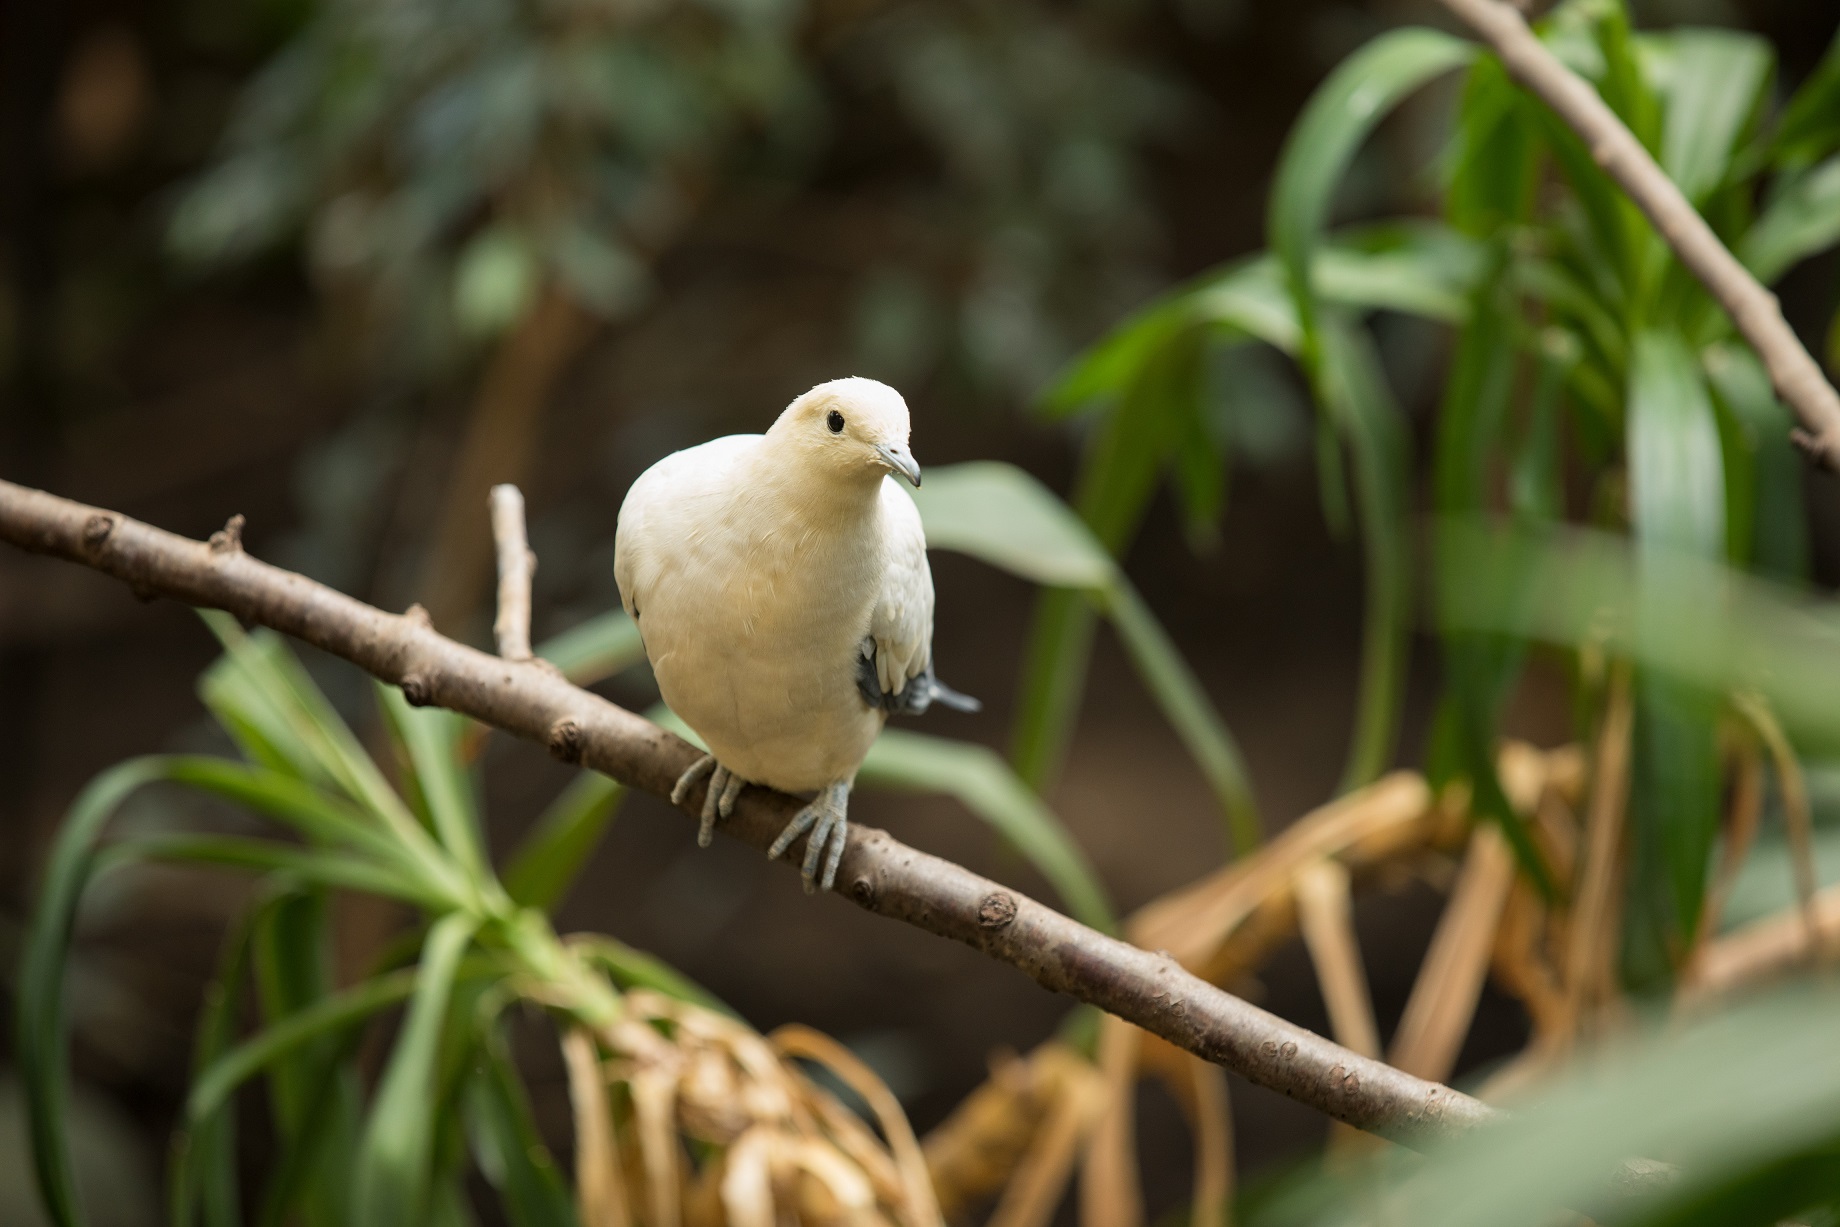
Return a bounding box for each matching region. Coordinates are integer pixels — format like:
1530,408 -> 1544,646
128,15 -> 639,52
748,436 -> 884,531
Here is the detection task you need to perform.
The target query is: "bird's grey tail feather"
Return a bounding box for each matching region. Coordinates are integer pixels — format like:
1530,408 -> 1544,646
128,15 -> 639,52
926,677 -> 981,712
857,649 -> 981,715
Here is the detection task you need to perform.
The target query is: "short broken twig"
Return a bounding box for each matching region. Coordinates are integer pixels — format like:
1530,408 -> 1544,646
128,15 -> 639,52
1436,0 -> 1840,471
489,483 -> 536,661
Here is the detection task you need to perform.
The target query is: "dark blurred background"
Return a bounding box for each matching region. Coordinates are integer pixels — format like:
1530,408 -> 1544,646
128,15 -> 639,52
2,0 -> 1836,1221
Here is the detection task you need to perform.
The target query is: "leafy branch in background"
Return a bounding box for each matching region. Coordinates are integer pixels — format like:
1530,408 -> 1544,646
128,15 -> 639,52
1040,0 -> 1840,986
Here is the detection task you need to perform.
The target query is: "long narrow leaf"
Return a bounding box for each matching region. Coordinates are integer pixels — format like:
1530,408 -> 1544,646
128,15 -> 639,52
1099,582 -> 1260,856
1319,320 -> 1412,791
502,771 -> 624,912
18,758 -> 171,1227
1267,26 -> 1474,364
1624,331 -> 1727,985
378,684 -> 491,882
199,613 -> 418,833
352,913 -> 482,1227
466,1029 -> 578,1227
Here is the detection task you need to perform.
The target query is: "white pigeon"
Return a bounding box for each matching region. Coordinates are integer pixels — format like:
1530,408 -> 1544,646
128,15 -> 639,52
614,377 -> 977,890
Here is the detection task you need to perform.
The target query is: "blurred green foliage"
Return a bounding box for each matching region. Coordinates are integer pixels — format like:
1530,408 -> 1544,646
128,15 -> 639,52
1041,0 -> 1840,980
169,0 -> 1182,395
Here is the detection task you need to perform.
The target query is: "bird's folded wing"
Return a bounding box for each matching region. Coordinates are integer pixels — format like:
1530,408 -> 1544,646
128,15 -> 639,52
868,478 -> 934,697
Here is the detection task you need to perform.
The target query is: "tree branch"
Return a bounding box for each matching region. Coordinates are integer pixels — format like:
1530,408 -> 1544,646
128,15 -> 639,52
0,478 -> 1494,1147
1437,0 -> 1840,471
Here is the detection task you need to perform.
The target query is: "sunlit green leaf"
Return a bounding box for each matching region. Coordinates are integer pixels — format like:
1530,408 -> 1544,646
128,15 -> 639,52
353,914 -> 481,1227
1268,26 -> 1474,363
1321,986 -> 1840,1227
911,462 -> 1116,589
1655,30 -> 1771,206
1742,155 -> 1840,285
378,685 -> 491,883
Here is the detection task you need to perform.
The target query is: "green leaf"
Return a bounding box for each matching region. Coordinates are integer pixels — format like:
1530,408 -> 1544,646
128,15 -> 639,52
1318,986 -> 1840,1227
1655,30 -> 1772,206
377,684 -> 491,883
248,888 -> 362,1227
915,461 -> 1259,848
1772,26 -> 1840,166
1099,582 -> 1260,856
199,614 -> 421,839
536,610 -> 647,686
1435,521 -> 1840,756
1704,343 -> 1808,583
1008,589 -> 1101,796
1623,330 -> 1726,986
251,891 -> 332,1141
1319,320 -> 1412,791
910,462 -> 1117,589
112,834 -> 446,905
187,969 -> 423,1124
1426,249 -> 1555,893
1312,223 -> 1484,323
352,913 -> 482,1227
18,758 -> 170,1227
1268,26 -> 1474,365
466,1031 -> 577,1227
860,729 -> 1117,932
1444,55 -> 1539,236
1742,155 -> 1840,285
501,771 -> 624,911
1625,675 -> 1722,990
161,756 -> 416,866
1629,331 -> 1725,559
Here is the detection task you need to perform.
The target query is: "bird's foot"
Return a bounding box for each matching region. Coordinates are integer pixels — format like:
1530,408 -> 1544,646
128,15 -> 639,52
767,780 -> 852,893
670,754 -> 746,847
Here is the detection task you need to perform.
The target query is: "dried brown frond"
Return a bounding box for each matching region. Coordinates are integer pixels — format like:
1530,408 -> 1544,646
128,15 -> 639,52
1390,826 -> 1515,1082
923,1044 -> 1097,1220
564,987 -> 929,1227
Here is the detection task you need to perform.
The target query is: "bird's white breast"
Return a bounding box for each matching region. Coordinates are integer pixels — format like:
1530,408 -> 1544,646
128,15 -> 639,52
614,436 -> 888,793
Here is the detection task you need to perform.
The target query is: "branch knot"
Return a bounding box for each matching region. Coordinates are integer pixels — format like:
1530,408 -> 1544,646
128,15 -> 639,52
977,892 -> 1018,929
548,716 -> 584,764
208,514 -> 246,554
400,672 -> 435,707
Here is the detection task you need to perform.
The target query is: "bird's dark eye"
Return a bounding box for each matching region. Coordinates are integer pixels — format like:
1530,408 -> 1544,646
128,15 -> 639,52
826,409 -> 845,434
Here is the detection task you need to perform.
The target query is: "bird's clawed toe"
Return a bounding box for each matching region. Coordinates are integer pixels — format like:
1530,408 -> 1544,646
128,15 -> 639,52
670,754 -> 716,807
672,755 -> 748,848
697,763 -> 748,847
768,780 -> 852,893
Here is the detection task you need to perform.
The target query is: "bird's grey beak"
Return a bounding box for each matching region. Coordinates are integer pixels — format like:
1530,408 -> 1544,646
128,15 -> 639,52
878,443 -> 922,487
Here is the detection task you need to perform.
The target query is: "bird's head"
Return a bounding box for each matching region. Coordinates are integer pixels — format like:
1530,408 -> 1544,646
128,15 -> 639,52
772,377 -> 922,488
